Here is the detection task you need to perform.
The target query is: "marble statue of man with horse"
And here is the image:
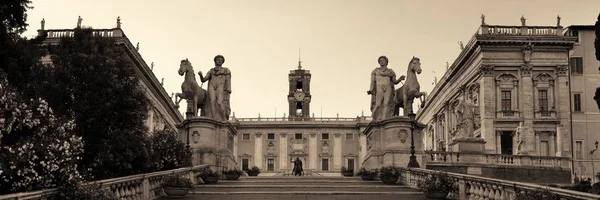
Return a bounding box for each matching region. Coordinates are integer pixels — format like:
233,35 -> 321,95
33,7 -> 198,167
175,55 -> 232,121
368,56 -> 427,121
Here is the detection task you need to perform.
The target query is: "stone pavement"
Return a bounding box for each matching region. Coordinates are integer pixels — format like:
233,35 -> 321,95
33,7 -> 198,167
159,176 -> 432,200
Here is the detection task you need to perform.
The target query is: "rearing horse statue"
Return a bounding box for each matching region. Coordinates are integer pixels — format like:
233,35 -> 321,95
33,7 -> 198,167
394,57 -> 427,116
175,59 -> 208,117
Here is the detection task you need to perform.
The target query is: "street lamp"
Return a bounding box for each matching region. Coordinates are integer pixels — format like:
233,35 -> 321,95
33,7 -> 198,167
407,112 -> 420,168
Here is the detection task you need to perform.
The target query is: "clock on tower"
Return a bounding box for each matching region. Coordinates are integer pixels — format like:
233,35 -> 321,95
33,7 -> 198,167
288,61 -> 311,120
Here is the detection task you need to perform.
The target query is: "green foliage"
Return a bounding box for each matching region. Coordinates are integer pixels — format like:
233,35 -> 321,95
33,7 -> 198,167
514,188 -> 559,200
195,167 -> 220,179
56,181 -> 118,200
0,73 -> 84,194
29,28 -> 152,180
161,174 -> 193,189
356,168 -> 378,177
223,168 -> 243,176
416,172 -> 458,193
149,129 -> 192,171
0,0 -> 32,35
247,166 -> 260,173
379,165 -> 402,179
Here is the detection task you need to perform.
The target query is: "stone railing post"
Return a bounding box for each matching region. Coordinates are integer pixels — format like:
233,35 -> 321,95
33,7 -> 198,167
458,179 -> 468,200
141,176 -> 150,200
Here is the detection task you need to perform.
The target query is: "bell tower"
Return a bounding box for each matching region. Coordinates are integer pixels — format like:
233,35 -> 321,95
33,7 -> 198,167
288,60 -> 311,120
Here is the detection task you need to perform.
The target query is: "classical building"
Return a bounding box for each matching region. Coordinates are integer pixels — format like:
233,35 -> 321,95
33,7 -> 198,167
564,25 -> 600,180
231,62 -> 371,175
416,16 -> 580,182
38,26 -> 183,134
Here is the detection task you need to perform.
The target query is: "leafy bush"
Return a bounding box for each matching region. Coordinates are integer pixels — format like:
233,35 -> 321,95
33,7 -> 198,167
356,168 -> 378,177
514,189 -> 559,200
0,74 -> 84,194
223,168 -> 243,176
341,166 -> 354,172
195,167 -> 220,179
416,172 -> 458,193
56,182 -> 118,200
247,166 -> 261,173
379,166 -> 402,179
149,129 -> 192,171
161,174 -> 193,189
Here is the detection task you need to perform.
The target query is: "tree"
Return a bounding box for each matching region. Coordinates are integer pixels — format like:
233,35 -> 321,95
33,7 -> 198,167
149,129 -> 192,171
0,0 -> 46,90
595,12 -> 600,61
29,28 -> 152,180
0,73 -> 84,194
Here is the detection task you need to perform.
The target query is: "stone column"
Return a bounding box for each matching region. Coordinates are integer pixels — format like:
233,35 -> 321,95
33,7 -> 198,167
549,132 -> 556,156
333,133 -> 342,170
479,65 -> 496,153
496,131 -> 501,154
556,65 -> 570,156
535,131 -> 541,155
520,64 -> 535,155
359,129 -> 367,168
233,134 -> 238,163
254,133 -> 263,169
279,133 -> 288,171
309,133 -> 317,170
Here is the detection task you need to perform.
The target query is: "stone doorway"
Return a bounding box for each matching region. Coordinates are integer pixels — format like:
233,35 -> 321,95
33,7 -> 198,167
500,131 -> 513,155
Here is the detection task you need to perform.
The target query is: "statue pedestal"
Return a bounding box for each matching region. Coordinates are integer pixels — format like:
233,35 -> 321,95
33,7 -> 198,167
178,117 -> 239,169
449,137 -> 486,153
362,116 -> 425,169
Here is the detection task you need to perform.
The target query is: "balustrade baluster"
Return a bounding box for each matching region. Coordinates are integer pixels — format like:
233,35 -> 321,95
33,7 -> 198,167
482,183 -> 490,199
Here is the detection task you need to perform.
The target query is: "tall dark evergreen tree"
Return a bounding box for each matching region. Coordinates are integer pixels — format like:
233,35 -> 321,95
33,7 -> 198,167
30,28 -> 153,180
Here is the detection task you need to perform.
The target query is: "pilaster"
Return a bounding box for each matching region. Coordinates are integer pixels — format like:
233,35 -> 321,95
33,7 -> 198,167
279,133 -> 288,171
480,65 -> 496,153
333,133 -> 342,170
254,133 -> 263,169
520,64 -> 535,155
359,131 -> 367,168
556,65 -> 570,156
309,133 -> 317,170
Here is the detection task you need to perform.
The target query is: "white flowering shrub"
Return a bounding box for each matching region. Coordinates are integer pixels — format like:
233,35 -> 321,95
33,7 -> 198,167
0,75 -> 84,194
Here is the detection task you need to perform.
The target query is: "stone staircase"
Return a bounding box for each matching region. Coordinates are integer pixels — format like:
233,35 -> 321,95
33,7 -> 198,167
161,176 -> 430,200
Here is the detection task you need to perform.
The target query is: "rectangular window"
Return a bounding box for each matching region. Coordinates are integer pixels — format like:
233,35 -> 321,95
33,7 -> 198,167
242,159 -> 249,170
321,159 -> 329,171
346,133 -> 354,140
321,133 -> 329,140
267,159 -> 274,171
576,141 -> 583,159
295,133 -> 303,139
538,90 -> 548,111
570,57 -> 583,74
242,133 -> 250,140
574,94 -> 582,112
540,141 -> 549,156
268,133 -> 275,140
347,159 -> 355,170
500,91 -> 512,111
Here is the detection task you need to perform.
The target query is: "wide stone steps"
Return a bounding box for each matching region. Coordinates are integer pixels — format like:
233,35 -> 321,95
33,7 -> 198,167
161,176 -> 429,200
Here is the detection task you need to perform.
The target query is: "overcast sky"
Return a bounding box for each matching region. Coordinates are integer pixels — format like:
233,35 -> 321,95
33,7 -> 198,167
23,0 -> 600,118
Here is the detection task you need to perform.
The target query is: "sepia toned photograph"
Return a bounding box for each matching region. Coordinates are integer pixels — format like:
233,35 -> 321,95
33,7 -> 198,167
1,0 -> 600,199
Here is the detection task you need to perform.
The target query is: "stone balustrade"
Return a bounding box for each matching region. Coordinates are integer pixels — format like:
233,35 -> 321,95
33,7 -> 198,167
235,116 -> 372,122
402,168 -> 600,200
41,29 -> 124,38
425,151 -> 571,169
480,25 -> 562,36
0,164 -> 209,200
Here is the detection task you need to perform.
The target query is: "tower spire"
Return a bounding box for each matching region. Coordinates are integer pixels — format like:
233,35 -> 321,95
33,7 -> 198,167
298,48 -> 302,69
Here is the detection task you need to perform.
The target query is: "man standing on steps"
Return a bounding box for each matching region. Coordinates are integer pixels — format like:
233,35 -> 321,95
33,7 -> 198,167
292,157 -> 303,176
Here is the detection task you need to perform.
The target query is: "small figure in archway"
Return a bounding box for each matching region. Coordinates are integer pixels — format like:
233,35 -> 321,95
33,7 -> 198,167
292,157 -> 303,176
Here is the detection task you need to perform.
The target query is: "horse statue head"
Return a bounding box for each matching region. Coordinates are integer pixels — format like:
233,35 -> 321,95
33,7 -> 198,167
408,56 -> 422,74
178,58 -> 192,76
